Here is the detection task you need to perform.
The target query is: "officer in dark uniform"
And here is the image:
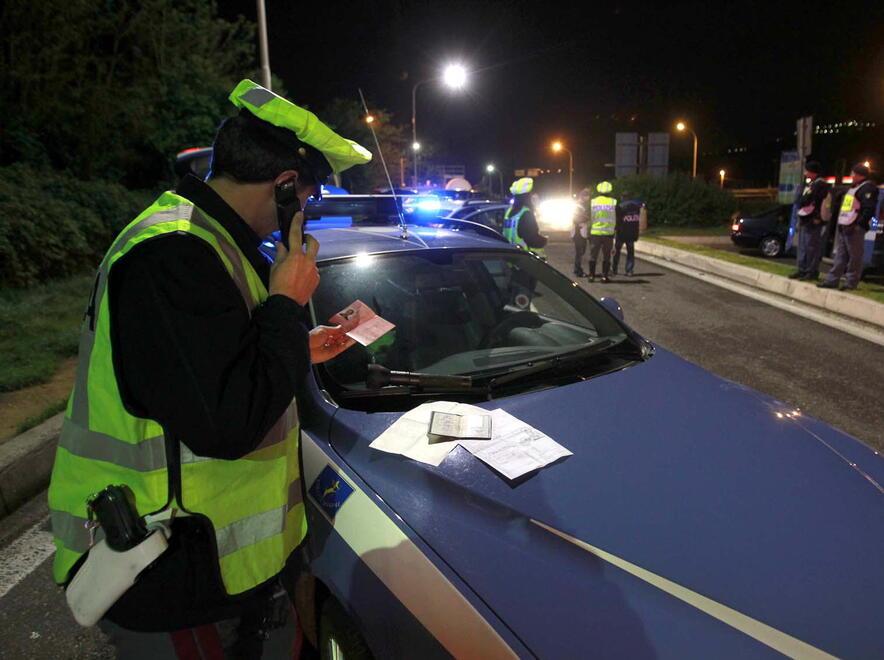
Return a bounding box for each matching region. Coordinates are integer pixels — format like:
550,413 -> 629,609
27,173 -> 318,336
789,161 -> 830,281
613,191 -> 643,277
819,163 -> 879,290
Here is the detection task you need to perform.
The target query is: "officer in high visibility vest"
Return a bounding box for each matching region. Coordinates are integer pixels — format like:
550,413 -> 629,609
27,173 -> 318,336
789,161 -> 830,281
503,177 -> 548,258
588,181 -> 617,282
819,163 -> 879,290
47,79 -> 370,655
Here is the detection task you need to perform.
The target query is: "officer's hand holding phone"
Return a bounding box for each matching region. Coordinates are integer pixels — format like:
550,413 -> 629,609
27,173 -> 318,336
270,214 -> 320,306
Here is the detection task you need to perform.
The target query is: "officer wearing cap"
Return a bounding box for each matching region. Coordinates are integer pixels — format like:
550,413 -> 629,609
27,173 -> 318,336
789,160 -> 830,281
819,163 -> 879,290
503,177 -> 548,258
47,80 -> 370,655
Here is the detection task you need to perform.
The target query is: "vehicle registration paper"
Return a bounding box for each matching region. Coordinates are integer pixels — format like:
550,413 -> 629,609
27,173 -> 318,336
329,300 -> 395,346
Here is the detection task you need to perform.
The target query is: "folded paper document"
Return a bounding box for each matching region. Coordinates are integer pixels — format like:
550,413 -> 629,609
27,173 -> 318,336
330,300 -> 394,346
428,411 -> 492,442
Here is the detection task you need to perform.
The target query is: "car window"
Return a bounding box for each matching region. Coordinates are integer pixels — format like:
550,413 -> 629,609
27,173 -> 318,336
311,250 -> 625,390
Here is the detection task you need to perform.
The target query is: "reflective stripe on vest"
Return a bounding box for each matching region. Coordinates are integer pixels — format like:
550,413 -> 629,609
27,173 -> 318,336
48,191 -> 306,595
590,196 -> 617,235
838,185 -> 860,225
503,207 -> 546,257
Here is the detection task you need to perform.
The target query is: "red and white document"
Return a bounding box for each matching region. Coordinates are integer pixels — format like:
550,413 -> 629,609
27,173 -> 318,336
329,300 -> 395,346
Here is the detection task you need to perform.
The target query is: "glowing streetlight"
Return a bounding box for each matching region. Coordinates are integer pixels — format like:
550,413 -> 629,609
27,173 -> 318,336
365,114 -> 375,124
442,63 -> 468,90
412,141 -> 421,152
675,121 -> 699,178
863,160 -> 871,168
411,63 -> 470,186
719,169 -> 726,188
485,163 -> 503,197
550,141 -> 573,197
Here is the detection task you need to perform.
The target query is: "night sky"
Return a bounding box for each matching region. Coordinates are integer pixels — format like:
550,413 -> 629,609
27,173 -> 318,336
219,0 -> 883,185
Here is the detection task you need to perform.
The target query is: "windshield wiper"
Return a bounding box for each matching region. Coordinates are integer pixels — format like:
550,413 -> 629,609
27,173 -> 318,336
366,364 -> 475,390
485,338 -> 643,390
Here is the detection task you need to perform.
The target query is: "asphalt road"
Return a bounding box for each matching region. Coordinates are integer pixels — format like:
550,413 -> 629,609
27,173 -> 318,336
0,233 -> 881,658
546,232 -> 883,452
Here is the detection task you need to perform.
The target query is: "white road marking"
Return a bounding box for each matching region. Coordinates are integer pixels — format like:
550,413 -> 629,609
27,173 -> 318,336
0,516 -> 55,599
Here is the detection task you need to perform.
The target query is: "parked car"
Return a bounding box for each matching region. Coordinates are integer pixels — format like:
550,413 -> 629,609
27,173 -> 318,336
444,203 -> 509,231
730,204 -> 793,257
260,223 -> 882,659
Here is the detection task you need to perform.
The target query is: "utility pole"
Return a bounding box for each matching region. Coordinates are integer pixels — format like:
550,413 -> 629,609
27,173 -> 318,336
256,0 -> 272,89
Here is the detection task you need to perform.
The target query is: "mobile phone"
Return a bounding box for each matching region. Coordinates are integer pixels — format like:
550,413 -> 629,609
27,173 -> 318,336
275,180 -> 303,249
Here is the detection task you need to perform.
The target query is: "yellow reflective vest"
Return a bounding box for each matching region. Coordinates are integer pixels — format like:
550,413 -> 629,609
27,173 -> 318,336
590,195 -> 617,236
48,191 -> 306,595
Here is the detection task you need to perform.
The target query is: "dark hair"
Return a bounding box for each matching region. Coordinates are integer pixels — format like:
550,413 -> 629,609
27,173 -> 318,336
210,111 -> 326,184
851,163 -> 870,178
805,161 -> 822,174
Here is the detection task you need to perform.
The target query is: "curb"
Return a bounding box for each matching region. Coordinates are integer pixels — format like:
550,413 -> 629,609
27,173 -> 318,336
635,241 -> 884,329
0,413 -> 62,520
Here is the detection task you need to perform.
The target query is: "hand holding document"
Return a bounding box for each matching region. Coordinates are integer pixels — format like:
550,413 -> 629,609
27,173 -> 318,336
329,300 -> 394,346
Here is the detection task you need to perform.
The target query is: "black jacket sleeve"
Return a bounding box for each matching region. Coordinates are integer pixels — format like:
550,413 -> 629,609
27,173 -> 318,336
517,209 -> 548,249
108,234 -> 310,460
857,182 -> 879,230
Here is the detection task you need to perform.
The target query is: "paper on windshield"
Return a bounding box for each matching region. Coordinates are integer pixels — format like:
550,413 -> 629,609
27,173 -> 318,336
369,401 -> 488,466
329,300 -> 395,346
459,409 -> 572,480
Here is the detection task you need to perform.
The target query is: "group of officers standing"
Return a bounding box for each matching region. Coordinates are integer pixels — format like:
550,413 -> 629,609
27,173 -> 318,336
501,176 -> 646,282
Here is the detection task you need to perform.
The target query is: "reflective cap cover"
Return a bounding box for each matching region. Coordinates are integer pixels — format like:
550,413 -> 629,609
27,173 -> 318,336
229,79 -> 372,174
596,181 -> 613,193
510,177 -> 534,195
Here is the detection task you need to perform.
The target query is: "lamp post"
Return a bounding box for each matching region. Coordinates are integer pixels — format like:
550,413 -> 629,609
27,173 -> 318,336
412,63 -> 468,187
676,121 -> 699,178
551,141 -> 574,197
256,0 -> 272,89
719,169 -> 726,188
486,163 -> 503,197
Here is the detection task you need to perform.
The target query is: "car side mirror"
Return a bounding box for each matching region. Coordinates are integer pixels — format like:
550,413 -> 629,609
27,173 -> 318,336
599,297 -> 624,321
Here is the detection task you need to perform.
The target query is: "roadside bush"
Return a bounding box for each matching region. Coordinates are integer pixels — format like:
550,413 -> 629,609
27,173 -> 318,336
612,173 -> 738,227
0,164 -> 150,287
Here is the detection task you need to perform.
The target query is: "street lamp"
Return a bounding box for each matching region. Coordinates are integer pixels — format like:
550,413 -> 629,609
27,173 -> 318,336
719,169 -> 726,188
412,63 -> 470,187
486,163 -> 503,197
365,114 -> 375,124
863,160 -> 871,168
551,141 -> 574,197
676,121 -> 699,179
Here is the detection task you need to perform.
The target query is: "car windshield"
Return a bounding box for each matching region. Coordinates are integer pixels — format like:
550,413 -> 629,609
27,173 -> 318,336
311,249 -> 629,392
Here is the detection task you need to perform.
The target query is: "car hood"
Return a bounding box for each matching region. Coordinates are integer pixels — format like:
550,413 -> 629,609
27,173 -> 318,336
328,348 -> 884,658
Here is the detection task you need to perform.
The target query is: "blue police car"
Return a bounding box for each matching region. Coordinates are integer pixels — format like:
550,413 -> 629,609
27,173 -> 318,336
269,223 -> 882,659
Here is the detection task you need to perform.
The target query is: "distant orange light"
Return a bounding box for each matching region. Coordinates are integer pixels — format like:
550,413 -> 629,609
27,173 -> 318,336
551,141 -> 563,153
365,114 -> 375,124
863,160 -> 871,168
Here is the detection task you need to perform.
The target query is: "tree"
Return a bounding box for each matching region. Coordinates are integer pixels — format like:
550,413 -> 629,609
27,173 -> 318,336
0,0 -> 256,187
319,98 -> 413,193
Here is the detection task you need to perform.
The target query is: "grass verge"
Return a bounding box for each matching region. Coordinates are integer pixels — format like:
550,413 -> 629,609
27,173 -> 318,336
15,399 -> 68,435
644,224 -> 732,237
645,237 -> 884,305
0,273 -> 93,392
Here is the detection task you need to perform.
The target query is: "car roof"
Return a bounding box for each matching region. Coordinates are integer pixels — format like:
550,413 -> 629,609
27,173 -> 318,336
309,225 -> 517,261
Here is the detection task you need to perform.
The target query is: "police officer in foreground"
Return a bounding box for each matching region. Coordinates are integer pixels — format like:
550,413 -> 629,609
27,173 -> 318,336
47,80 -> 371,656
819,163 -> 879,290
503,177 -> 548,258
570,188 -> 591,276
789,161 -> 830,281
613,190 -> 643,277
588,181 -> 617,282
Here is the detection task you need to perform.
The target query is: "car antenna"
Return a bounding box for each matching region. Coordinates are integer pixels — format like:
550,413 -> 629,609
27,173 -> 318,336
358,88 -> 408,241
